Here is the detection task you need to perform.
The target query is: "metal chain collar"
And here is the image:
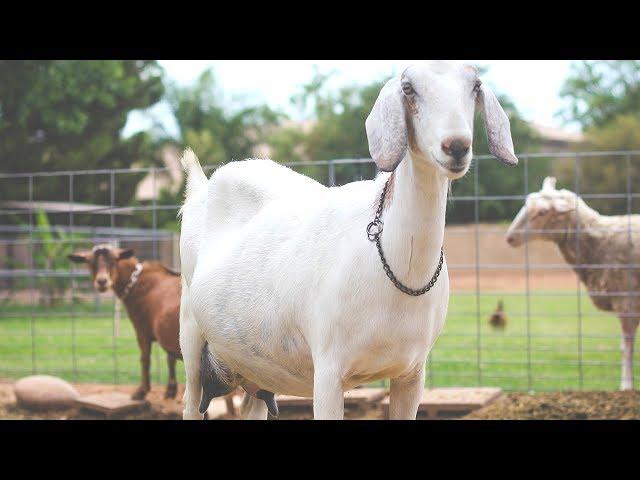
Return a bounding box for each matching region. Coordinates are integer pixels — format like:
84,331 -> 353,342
367,179 -> 444,296
120,263 -> 143,300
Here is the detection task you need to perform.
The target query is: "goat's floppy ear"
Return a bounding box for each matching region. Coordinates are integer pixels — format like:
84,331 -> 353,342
366,77 -> 407,172
116,248 -> 135,260
542,176 -> 557,192
68,251 -> 92,263
478,85 -> 518,166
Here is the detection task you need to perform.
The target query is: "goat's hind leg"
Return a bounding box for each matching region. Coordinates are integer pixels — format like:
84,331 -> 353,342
179,281 -> 206,419
388,364 -> 426,420
619,316 -> 639,391
240,394 -> 269,420
165,352 -> 178,399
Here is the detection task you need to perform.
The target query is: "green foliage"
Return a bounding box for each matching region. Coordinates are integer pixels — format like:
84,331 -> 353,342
0,60 -> 164,207
167,69 -> 285,164
559,61 -> 640,129
586,113 -> 640,151
155,69 -> 287,231
268,70 -> 383,184
31,209 -> 86,306
557,61 -> 640,215
554,114 -> 640,215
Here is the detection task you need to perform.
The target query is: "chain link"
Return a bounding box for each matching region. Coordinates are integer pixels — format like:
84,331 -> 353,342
367,178 -> 444,296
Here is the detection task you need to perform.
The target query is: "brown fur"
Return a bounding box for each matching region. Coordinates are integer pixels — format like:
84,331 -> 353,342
68,246 -> 237,414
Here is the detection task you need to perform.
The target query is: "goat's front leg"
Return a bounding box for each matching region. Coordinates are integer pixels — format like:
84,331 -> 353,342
388,364 -> 426,420
165,352 -> 178,399
619,317 -> 639,391
132,334 -> 152,400
313,362 -> 344,420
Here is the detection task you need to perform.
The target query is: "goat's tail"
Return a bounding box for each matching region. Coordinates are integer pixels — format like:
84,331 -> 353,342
181,148 -> 208,200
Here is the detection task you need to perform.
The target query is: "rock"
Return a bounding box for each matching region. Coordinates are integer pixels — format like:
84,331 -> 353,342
14,375 -> 80,410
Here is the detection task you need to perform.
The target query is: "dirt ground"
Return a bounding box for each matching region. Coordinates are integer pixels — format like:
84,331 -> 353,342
0,379 -> 381,420
465,391 -> 640,420
2,379 -> 639,420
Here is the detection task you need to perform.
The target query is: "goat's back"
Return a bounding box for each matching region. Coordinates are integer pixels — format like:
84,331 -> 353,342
181,159 -> 325,285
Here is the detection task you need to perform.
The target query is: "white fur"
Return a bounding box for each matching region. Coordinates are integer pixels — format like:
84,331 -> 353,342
179,61 -> 517,419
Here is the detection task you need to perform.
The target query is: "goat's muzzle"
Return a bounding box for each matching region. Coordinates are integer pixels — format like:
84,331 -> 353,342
95,277 -> 111,292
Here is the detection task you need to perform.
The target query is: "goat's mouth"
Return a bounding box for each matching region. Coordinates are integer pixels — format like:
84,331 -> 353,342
435,158 -> 469,177
505,234 -> 521,247
94,282 -> 111,293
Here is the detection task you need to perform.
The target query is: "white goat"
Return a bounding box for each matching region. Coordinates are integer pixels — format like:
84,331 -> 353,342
179,61 -> 518,420
506,176 -> 640,390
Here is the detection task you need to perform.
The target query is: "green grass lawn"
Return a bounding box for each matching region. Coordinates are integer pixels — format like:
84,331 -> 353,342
1,291 -> 637,392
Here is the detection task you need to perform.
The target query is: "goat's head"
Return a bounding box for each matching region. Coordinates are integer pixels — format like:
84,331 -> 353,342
68,244 -> 135,293
366,61 -> 518,179
506,177 -> 578,247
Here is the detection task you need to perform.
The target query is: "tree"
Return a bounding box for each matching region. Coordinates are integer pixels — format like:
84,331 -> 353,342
0,60 -> 165,208
559,61 -> 640,129
166,69 -> 284,165
147,69 -> 285,231
267,70 -> 386,185
554,114 -> 640,216
557,61 -> 640,215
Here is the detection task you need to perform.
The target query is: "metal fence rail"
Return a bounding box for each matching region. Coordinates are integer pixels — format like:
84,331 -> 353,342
1,150 -> 639,392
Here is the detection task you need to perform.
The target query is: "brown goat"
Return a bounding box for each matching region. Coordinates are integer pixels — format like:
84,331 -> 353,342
68,244 -> 236,415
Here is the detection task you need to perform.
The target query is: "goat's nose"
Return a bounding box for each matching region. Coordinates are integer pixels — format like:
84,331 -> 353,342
441,137 -> 471,162
97,278 -> 108,287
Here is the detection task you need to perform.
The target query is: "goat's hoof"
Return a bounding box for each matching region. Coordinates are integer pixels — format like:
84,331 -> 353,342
164,384 -> 178,399
131,388 -> 149,401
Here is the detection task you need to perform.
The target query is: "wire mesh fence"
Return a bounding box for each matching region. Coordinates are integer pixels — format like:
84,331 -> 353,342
1,151 -> 639,392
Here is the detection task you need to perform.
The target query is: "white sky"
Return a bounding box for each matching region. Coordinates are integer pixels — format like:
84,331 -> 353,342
123,60 -> 578,138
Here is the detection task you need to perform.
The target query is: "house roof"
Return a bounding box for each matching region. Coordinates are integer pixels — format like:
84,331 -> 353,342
135,145 -> 184,201
531,123 -> 584,143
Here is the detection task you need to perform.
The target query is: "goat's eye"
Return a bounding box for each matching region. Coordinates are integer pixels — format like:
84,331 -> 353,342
402,82 -> 415,96
473,79 -> 482,94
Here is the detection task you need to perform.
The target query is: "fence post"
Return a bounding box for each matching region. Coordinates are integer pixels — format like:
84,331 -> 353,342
28,175 -> 36,374
110,171 -> 119,383
523,155 -> 532,393
474,156 -> 482,387
70,173 -> 79,382
574,154 -> 583,390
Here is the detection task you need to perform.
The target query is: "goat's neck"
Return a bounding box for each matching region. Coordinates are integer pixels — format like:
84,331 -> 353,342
553,202 -> 601,267
379,153 -> 448,287
113,258 -> 141,300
